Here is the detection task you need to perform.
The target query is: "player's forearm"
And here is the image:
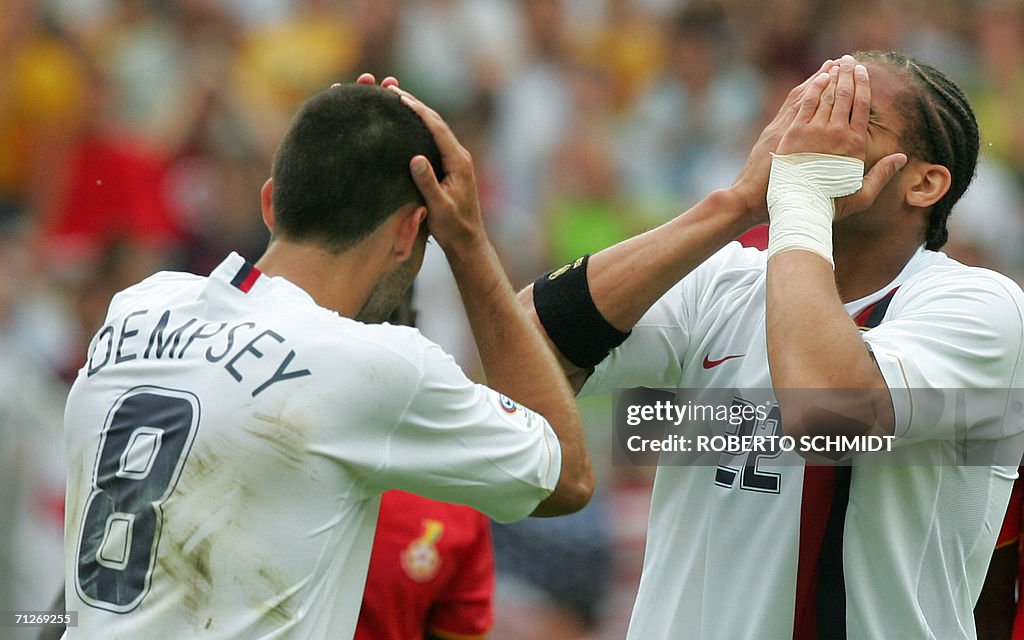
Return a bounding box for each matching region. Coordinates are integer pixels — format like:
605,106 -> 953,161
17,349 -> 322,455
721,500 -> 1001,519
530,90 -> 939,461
766,250 -> 894,439
586,188 -> 754,331
445,235 -> 594,515
518,188 -> 754,391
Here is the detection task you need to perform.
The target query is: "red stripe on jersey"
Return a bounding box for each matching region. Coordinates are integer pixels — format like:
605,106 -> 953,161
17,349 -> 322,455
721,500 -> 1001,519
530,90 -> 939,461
737,225 -> 769,250
792,286 -> 900,639
853,287 -> 899,328
230,263 -> 262,292
793,465 -> 836,640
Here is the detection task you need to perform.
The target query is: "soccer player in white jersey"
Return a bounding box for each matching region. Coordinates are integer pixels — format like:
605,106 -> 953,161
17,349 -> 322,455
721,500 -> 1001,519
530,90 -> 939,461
519,52 -> 1024,638
61,77 -> 593,639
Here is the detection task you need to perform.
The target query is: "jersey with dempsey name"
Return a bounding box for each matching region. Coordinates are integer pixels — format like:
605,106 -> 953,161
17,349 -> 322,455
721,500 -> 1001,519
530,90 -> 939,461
582,241 -> 1024,640
63,252 -> 561,640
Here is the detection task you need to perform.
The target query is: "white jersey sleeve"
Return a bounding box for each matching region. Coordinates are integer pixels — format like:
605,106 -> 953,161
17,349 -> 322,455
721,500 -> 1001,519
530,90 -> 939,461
581,242 -> 766,396
579,280 -> 690,395
862,261 -> 1024,442
360,333 -> 561,523
294,324 -> 560,524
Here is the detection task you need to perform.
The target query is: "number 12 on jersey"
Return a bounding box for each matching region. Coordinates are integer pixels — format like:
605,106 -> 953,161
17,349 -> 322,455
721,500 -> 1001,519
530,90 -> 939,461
75,387 -> 200,612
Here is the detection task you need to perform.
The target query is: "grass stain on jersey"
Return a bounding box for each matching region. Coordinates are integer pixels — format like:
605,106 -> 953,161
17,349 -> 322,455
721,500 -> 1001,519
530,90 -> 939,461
247,412 -> 308,468
255,566 -> 301,625
158,535 -> 213,622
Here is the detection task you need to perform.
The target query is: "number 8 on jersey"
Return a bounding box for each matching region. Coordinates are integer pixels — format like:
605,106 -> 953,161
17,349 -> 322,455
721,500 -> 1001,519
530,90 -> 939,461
75,387 -> 200,612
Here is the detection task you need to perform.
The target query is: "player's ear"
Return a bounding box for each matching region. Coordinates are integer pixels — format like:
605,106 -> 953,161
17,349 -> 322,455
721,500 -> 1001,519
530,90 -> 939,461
391,204 -> 428,263
905,160 -> 951,209
260,178 -> 276,231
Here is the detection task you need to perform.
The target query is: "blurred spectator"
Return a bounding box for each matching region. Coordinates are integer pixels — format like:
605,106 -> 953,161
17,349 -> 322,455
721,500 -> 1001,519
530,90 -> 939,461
34,58 -> 182,274
543,61 -> 639,267
347,0 -> 403,83
234,0 -> 358,158
0,0 -> 88,208
488,0 -> 575,285
392,0 -> 525,117
568,0 -> 666,112
615,3 -> 765,221
89,0 -> 236,150
0,208 -> 67,640
490,494 -> 612,640
729,0 -> 820,81
944,155 -> 1024,277
967,0 -> 1024,184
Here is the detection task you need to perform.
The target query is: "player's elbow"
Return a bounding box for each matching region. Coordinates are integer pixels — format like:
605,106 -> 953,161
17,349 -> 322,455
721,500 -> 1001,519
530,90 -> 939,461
560,470 -> 596,513
518,284 -> 587,387
777,386 -> 894,442
532,469 -> 595,517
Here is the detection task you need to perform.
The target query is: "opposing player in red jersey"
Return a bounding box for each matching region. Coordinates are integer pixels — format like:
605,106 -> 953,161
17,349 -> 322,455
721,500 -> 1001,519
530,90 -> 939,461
355,491 -> 493,640
976,476 -> 1024,639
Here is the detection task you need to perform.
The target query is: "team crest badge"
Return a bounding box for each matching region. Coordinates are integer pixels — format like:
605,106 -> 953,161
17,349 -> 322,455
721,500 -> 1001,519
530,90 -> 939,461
401,519 -> 444,582
499,394 -> 518,413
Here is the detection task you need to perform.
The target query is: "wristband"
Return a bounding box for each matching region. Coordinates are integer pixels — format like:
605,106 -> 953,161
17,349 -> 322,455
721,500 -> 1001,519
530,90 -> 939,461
533,255 -> 631,369
766,153 -> 864,267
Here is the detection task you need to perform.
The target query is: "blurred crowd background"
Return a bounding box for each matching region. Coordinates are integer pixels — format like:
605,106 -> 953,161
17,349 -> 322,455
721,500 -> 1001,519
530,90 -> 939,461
2,0 -> 1022,638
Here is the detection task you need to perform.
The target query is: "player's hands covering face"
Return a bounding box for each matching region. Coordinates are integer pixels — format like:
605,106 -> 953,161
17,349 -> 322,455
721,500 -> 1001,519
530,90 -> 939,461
775,55 -> 907,221
730,59 -> 838,225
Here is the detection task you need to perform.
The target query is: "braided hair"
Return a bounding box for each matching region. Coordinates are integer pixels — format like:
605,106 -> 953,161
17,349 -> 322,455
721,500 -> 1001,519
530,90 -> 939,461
853,51 -> 980,250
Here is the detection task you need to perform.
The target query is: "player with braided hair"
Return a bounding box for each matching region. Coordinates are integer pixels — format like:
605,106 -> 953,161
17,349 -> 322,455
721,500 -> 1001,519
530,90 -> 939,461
521,52 -> 1024,638
851,50 -> 980,251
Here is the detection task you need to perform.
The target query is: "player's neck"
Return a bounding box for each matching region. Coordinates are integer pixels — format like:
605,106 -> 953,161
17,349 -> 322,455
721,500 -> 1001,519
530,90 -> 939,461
255,239 -> 387,318
832,235 -> 920,303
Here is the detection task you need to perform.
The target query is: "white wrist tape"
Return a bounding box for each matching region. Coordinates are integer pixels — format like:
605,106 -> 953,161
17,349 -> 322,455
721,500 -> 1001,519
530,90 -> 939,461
766,153 -> 864,267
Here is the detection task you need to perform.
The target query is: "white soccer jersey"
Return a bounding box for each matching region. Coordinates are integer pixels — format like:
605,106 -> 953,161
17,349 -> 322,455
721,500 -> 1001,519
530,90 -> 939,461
583,242 -> 1024,639
63,253 -> 561,639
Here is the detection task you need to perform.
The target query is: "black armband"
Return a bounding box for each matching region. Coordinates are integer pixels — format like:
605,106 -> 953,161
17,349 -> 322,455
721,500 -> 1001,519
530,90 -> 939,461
533,254 -> 631,369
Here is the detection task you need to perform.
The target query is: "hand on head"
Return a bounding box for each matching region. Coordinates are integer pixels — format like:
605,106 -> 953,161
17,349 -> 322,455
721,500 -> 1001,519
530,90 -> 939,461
329,74 -> 485,254
349,73 -> 400,89
386,84 -> 484,253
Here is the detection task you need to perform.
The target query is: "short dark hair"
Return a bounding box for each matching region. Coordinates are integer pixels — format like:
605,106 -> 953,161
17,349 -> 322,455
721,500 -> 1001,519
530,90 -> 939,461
854,51 -> 980,251
270,84 -> 444,252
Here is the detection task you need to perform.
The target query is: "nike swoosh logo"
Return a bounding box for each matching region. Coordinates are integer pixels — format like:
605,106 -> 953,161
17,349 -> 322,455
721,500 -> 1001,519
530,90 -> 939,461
702,354 -> 744,369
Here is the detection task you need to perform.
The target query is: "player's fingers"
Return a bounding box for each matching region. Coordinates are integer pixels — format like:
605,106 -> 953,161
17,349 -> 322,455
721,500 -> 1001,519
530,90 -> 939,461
409,155 -> 446,206
766,60 -> 836,143
782,60 -> 834,113
355,73 -> 376,85
864,152 -> 907,191
380,76 -> 399,89
391,87 -> 463,159
848,63 -> 871,133
836,152 -> 906,219
812,65 -> 840,123
802,59 -> 836,92
795,71 -> 830,122
787,59 -> 832,98
830,55 -> 856,125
